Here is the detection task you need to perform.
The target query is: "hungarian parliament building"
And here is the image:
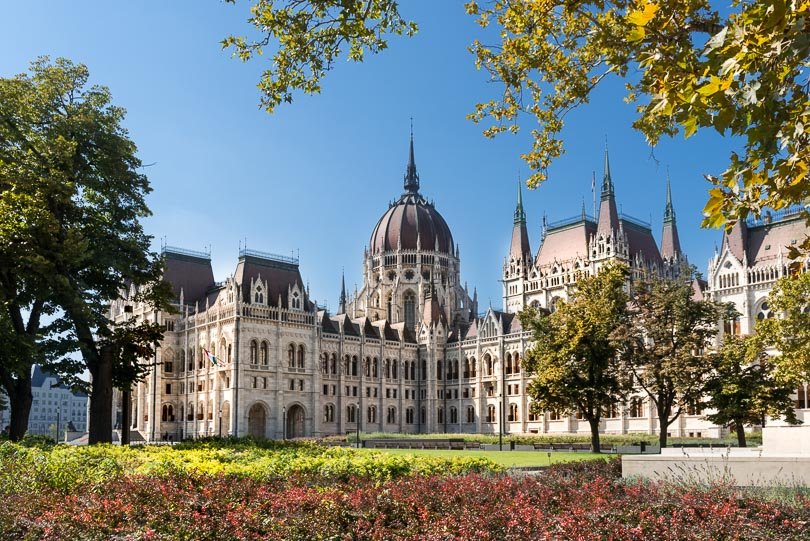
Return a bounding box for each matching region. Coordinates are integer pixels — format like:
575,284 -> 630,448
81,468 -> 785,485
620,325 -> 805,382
114,137 -> 809,442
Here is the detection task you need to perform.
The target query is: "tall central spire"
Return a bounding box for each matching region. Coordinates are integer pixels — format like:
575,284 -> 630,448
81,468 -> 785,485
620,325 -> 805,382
663,173 -> 676,223
403,120 -> 420,193
597,144 -> 620,235
337,271 -> 347,314
601,142 -> 615,199
509,178 -> 531,262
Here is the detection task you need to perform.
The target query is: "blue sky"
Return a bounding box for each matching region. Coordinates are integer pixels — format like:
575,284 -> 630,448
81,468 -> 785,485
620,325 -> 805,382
1,1 -> 739,311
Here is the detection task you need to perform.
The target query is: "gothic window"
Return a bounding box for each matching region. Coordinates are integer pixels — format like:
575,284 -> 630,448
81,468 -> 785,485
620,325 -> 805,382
470,356 -> 477,377
403,291 -> 416,330
188,350 -> 195,371
373,357 -> 378,378
420,407 -> 426,425
367,406 -> 377,424
351,356 -> 358,376
437,360 -> 442,381
449,406 -> 458,424
297,345 -> 305,368
179,351 -> 185,373
343,355 -> 350,375
330,353 -> 337,374
386,293 -> 393,321
505,353 -> 512,375
392,359 -> 398,379
260,342 -> 269,365
403,360 -> 410,381
321,353 -> 329,375
323,404 -> 335,423
187,403 -> 194,421
250,341 -> 258,364
756,301 -> 774,320
346,404 -> 356,423
486,405 -> 496,423
466,406 -> 475,423
364,357 -> 371,378
508,403 -> 519,422
254,284 -> 263,304
161,404 -> 175,422
386,406 -> 396,424
628,397 -> 644,418
288,344 -> 296,368
437,407 -> 444,424
513,352 -> 520,374
405,407 -> 414,424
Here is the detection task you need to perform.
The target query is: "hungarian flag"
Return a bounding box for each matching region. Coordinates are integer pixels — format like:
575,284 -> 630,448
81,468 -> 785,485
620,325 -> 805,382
203,348 -> 220,366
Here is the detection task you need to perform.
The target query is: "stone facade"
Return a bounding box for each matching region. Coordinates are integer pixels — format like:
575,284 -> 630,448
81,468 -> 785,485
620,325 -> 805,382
115,139 -> 808,442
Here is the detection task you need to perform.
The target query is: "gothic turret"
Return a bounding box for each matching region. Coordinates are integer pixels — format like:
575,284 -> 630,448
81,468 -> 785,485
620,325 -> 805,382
596,145 -> 620,236
660,175 -> 683,261
337,272 -> 347,314
509,180 -> 532,262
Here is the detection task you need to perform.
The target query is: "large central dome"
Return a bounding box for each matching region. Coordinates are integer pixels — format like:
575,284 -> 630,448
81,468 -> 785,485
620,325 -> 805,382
369,136 -> 454,254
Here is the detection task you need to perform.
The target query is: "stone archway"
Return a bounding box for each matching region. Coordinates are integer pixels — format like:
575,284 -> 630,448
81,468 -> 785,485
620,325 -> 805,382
247,403 -> 267,439
286,404 -> 305,439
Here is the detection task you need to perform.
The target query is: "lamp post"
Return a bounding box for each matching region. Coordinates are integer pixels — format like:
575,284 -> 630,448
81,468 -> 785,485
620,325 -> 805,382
56,405 -> 61,444
218,407 -> 222,438
282,406 -> 287,441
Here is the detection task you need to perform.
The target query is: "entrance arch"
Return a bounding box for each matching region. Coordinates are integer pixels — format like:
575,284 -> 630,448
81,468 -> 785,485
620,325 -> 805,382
247,403 -> 267,439
286,404 -> 305,439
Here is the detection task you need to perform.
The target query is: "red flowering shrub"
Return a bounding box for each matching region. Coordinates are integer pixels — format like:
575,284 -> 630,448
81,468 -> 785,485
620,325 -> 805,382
2,457 -> 808,540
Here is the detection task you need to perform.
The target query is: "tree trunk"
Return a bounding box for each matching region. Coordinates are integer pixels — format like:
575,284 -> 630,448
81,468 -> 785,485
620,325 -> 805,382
88,345 -> 114,444
588,416 -> 602,453
5,377 -> 33,442
735,423 -> 746,447
657,406 -> 670,448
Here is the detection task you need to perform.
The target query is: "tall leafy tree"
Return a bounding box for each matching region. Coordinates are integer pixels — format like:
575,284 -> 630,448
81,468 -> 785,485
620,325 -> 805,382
757,271 -> 810,382
0,57 -> 170,444
613,275 -> 730,447
223,1 -> 810,239
519,263 -> 630,452
704,334 -> 799,447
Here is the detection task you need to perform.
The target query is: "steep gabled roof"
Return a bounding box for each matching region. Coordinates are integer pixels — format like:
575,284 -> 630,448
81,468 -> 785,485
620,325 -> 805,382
162,248 -> 215,305
234,252 -> 308,309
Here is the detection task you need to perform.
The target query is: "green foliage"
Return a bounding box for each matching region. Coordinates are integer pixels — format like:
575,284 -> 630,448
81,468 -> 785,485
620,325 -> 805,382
0,440 -> 501,495
221,0 -> 417,112
704,335 -> 800,447
466,0 -> 810,242
224,1 -> 810,245
520,263 -> 631,451
757,271 -> 810,382
614,274 -> 730,446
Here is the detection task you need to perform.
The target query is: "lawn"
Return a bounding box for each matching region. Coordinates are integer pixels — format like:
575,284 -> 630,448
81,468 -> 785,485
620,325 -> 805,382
357,448 -> 605,467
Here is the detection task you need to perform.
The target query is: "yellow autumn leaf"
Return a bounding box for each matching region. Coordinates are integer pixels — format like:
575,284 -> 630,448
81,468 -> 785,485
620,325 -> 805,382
627,2 -> 659,27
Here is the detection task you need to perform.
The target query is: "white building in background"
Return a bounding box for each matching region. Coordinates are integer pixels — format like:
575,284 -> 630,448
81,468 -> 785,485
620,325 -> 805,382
0,365 -> 88,437
706,207 -> 810,422
113,135 -> 809,442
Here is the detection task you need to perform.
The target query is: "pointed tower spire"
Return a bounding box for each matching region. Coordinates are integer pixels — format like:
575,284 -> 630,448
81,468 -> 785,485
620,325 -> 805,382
509,178 -> 531,262
337,271 -> 347,314
403,119 -> 420,193
660,173 -> 682,260
597,143 -> 620,236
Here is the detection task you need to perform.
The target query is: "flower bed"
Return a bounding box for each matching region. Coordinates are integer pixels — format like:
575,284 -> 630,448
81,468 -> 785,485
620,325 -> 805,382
1,442 -> 807,540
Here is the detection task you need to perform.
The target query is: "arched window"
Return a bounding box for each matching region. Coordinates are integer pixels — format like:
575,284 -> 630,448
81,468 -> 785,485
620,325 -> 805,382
179,351 -> 185,373
366,406 -> 377,424
403,360 -> 410,381
514,352 -> 520,374
486,405 -> 496,423
343,355 -> 350,375
384,358 -> 391,379
508,403 -> 519,422
449,406 -> 458,424
404,291 -> 416,329
505,353 -> 512,375
386,293 -> 393,321
420,407 -> 426,425
437,360 -> 443,381
197,401 -> 204,421
411,361 -> 416,380
629,397 -> 644,418
347,404 -> 356,423
466,406 -> 475,423
161,404 -> 174,422
421,360 -> 426,381
405,407 -> 414,424
372,357 -> 378,378
187,403 -> 194,421
188,350 -> 195,371
250,341 -> 258,364
321,353 -> 329,375
164,360 -> 173,374
297,345 -> 305,368
323,404 -> 335,423
260,342 -> 269,365
364,357 -> 371,378
386,406 -> 397,424
437,407 -> 444,424
330,353 -> 337,375
208,400 -> 214,420
288,344 -> 296,368
392,359 -> 398,379
351,356 -> 358,376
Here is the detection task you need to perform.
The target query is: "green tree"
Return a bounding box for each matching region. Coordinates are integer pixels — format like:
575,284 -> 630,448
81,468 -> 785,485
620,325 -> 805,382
224,1 -> 810,241
0,57 -> 171,444
613,274 -> 729,448
704,334 -> 800,447
519,263 -> 630,453
757,271 -> 810,382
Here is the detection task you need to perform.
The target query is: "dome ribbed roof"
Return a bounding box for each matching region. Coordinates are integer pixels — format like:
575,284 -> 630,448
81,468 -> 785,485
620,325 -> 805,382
370,193 -> 454,254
